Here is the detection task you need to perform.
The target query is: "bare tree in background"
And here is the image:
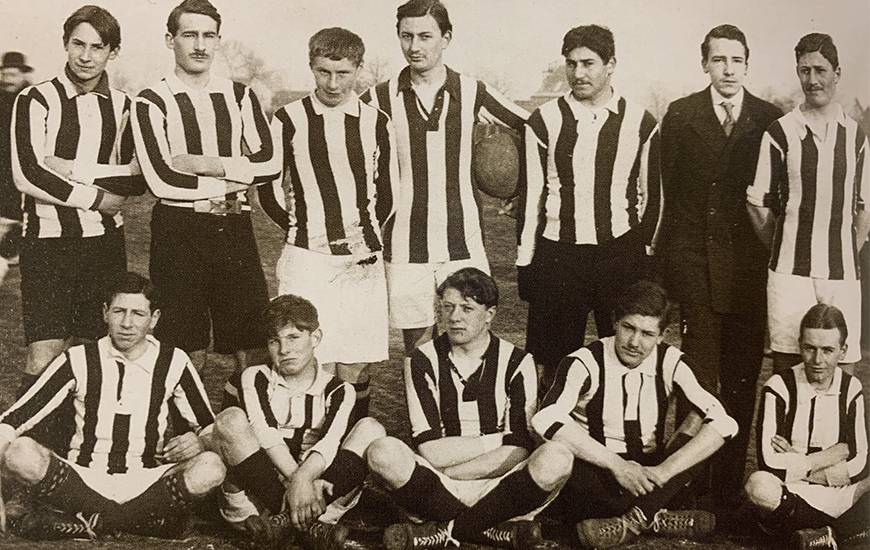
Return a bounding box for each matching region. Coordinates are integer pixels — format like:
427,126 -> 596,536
467,66 -> 514,98
217,39 -> 287,115
355,55 -> 393,93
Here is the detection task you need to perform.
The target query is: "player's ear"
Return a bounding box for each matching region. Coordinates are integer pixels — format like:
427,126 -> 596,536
149,308 -> 161,331
102,303 -> 110,324
311,328 -> 323,348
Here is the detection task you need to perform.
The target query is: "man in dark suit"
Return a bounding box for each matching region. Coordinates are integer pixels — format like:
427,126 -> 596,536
659,24 -> 782,506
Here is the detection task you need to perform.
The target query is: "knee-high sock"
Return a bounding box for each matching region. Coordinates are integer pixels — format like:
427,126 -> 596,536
391,464 -> 467,521
833,492 -> 870,540
30,454 -> 118,514
350,381 -> 370,426
98,470 -> 200,533
321,449 -> 367,502
452,467 -> 550,540
226,449 -> 285,514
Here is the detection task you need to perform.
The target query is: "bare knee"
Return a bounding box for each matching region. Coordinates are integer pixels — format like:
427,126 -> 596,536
182,451 -> 226,496
4,437 -> 51,484
344,417 -> 386,454
528,441 -> 573,491
367,437 -> 415,486
744,471 -> 783,511
214,407 -> 252,445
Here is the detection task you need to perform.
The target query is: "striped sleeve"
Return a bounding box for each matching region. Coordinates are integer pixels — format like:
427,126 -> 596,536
747,124 -> 787,212
844,380 -> 868,482
0,352 -> 77,436
404,348 -> 443,446
670,355 -> 737,439
474,81 -> 528,132
855,129 -> 869,211
221,84 -> 278,184
257,107 -> 291,231
306,380 -> 356,466
756,376 -> 806,481
637,117 -> 663,247
131,90 -> 228,201
516,109 -> 549,266
502,352 -> 538,451
373,111 -> 398,228
91,104 -> 146,197
10,88 -> 101,210
532,355 -> 593,441
241,367 -> 284,450
170,355 -> 215,433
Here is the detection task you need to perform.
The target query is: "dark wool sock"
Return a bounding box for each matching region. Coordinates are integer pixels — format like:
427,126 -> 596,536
16,373 -> 40,399
99,470 -> 197,533
321,449 -> 367,502
452,467 -> 549,540
227,449 -> 285,513
30,454 -> 118,514
391,464 -> 468,521
350,381 -> 370,426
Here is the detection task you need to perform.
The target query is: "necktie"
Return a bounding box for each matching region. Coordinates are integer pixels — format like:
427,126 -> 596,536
721,101 -> 735,137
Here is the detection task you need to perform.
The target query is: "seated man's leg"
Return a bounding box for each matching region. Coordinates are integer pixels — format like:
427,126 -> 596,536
320,417 -> 384,505
213,407 -> 286,514
367,436 -> 467,521
833,490 -> 870,547
744,471 -> 833,536
4,436 -> 116,514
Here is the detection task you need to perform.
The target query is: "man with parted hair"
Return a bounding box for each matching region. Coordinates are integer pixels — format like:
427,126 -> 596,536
0,271 -> 223,540
212,294 -> 385,550
258,26 -> 397,423
367,268 -> 572,550
659,24 -> 782,505
361,0 -> 528,358
744,303 -> 869,550
747,33 -> 870,372
533,280 -> 735,548
132,0 -> 277,395
517,24 -> 663,393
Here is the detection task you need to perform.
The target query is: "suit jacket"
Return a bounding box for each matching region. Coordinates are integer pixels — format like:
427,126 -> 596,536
660,87 -> 781,314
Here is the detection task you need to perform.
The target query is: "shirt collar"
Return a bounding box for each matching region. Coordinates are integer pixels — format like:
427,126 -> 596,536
563,87 -> 621,118
604,337 -> 657,376
309,91 -> 360,117
270,361 -> 332,395
791,103 -> 846,140
104,334 -> 160,371
794,364 -> 842,397
60,65 -> 111,98
709,85 -> 744,111
164,71 -> 216,95
396,65 -> 462,100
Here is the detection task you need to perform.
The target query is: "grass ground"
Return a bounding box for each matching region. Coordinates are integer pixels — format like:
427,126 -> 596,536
0,192 -> 865,549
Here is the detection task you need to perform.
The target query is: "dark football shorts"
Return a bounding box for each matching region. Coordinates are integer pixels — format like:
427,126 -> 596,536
20,230 -> 126,344
149,203 -> 268,354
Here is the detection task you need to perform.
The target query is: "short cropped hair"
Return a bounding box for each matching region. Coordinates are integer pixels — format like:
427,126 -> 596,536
561,25 -> 615,62
437,267 -> 499,308
799,303 -> 848,347
795,33 -> 838,70
701,24 -> 749,62
396,0 -> 452,35
167,0 -> 221,36
613,280 -> 672,332
105,272 -> 160,312
263,294 -> 320,336
63,5 -> 121,51
309,27 -> 365,67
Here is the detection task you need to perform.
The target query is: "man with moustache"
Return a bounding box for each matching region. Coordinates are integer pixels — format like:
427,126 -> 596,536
659,25 -> 782,506
744,304 -> 869,550
11,6 -> 142,404
747,33 -> 870,372
132,0 -> 277,390
0,51 -> 32,282
517,25 -> 662,391
361,0 -> 528,358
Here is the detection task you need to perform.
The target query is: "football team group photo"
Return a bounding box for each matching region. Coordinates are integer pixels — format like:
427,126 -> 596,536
0,0 -> 867,549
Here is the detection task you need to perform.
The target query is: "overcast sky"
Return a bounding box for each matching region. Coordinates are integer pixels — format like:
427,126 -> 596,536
1,0 -> 867,111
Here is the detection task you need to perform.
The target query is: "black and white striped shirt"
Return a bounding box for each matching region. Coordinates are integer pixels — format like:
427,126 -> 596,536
238,363 -> 354,466
132,73 -> 277,209
533,337 -> 737,457
361,67 -> 528,263
258,94 -> 397,256
517,91 -> 662,266
757,365 -> 867,483
11,70 -> 144,239
0,335 -> 214,474
748,105 -> 869,280
405,333 -> 537,451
